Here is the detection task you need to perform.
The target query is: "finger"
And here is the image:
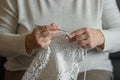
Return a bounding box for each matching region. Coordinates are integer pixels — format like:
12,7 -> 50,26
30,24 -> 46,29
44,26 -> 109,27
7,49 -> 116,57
69,28 -> 86,38
81,45 -> 89,49
39,40 -> 51,48
37,36 -> 51,48
76,33 -> 88,41
77,39 -> 89,47
47,23 -> 60,35
40,36 -> 52,42
35,23 -> 59,36
40,26 -> 49,37
69,36 -> 76,42
36,23 -> 56,32
79,40 -> 94,49
47,23 -> 57,31
36,27 -> 49,37
37,25 -> 58,37
48,30 -> 60,35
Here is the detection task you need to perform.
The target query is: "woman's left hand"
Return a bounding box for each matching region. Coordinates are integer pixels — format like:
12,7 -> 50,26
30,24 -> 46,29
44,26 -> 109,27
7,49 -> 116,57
69,27 -> 105,49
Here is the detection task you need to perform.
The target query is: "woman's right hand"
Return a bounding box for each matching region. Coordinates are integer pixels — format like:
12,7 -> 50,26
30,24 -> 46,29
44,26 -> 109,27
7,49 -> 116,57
25,23 -> 60,54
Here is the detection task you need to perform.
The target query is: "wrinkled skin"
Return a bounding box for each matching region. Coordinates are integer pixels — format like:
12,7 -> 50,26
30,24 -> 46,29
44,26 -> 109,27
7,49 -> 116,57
69,27 -> 105,49
25,23 -> 60,54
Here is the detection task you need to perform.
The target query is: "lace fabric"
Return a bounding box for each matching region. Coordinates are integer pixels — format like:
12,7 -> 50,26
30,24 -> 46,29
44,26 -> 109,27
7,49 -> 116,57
50,35 -> 84,80
22,47 -> 51,80
22,35 -> 84,80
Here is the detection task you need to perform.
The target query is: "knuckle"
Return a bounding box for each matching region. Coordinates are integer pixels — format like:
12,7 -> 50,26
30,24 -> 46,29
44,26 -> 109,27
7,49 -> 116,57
84,27 -> 88,30
39,43 -> 44,48
76,35 -> 80,40
88,44 -> 92,48
84,27 -> 89,32
89,43 -> 94,48
83,27 -> 89,32
34,28 -> 39,32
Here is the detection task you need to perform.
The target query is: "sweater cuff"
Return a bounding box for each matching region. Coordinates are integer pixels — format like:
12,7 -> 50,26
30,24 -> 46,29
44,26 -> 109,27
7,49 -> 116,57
16,34 -> 34,56
100,30 -> 114,52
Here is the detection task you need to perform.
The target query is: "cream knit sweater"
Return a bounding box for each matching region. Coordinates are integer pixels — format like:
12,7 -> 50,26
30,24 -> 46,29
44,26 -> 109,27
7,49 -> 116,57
0,0 -> 120,74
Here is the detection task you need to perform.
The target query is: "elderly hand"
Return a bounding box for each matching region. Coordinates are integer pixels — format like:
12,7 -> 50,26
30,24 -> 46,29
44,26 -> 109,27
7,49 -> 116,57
25,23 -> 60,54
69,27 -> 105,49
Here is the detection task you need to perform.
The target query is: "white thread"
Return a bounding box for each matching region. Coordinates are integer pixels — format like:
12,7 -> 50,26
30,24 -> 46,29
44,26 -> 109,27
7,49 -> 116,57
83,49 -> 87,80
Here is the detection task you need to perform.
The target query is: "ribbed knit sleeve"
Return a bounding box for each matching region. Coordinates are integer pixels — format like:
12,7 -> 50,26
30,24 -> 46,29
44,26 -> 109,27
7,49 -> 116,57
101,0 -> 120,53
0,0 -> 28,57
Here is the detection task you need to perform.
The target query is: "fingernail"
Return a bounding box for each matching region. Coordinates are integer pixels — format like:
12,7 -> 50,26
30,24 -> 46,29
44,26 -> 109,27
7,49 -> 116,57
64,35 -> 71,40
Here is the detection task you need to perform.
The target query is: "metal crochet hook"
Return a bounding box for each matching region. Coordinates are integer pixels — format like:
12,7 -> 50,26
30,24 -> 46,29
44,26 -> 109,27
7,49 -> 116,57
59,29 -> 70,36
34,24 -> 71,39
57,28 -> 71,39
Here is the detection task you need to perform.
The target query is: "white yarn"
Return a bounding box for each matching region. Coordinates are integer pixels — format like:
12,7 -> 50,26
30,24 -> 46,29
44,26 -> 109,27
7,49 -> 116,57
83,49 -> 87,80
